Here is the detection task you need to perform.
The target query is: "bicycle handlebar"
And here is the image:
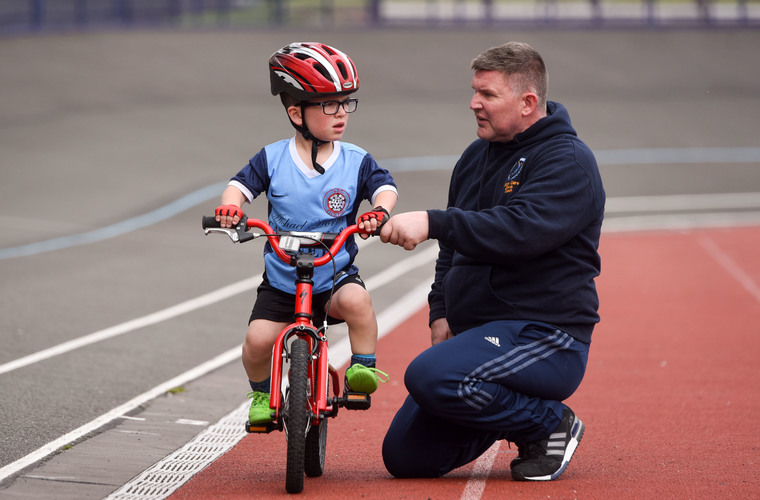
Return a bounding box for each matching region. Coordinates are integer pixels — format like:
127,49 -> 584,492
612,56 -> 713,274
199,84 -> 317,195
202,215 -> 369,267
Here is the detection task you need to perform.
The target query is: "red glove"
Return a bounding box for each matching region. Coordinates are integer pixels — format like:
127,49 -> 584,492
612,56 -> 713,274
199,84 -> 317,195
215,204 -> 243,219
358,206 -> 390,226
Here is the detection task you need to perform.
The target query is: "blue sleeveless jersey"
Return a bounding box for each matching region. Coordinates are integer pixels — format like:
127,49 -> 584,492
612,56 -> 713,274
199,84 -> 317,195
229,138 -> 397,294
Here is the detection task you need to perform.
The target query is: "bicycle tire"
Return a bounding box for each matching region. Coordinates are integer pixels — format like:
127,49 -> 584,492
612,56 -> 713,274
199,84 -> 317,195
285,337 -> 310,494
304,411 -> 327,476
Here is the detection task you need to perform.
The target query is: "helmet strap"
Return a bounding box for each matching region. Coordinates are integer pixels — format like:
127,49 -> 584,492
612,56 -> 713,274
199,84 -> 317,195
309,139 -> 326,175
288,106 -> 326,175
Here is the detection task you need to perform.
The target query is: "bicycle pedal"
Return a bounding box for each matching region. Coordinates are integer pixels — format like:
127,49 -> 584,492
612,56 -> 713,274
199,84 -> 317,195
342,391 -> 372,410
245,420 -> 279,433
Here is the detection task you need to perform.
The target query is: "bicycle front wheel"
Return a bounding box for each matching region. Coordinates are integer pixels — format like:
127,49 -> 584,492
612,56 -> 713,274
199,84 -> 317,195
285,337 -> 310,494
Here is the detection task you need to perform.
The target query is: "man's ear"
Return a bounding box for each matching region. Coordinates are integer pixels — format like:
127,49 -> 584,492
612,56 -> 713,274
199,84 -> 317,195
287,105 -> 303,126
521,92 -> 539,117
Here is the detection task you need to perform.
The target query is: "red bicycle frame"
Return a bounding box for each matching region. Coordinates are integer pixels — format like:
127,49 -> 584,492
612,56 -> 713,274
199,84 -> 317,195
241,218 -> 365,424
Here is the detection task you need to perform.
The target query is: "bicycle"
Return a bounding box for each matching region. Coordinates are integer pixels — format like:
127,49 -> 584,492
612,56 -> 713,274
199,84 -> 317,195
202,214 -> 376,494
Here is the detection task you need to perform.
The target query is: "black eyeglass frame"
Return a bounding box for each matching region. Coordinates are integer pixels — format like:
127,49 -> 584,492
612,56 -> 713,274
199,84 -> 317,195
301,98 -> 359,115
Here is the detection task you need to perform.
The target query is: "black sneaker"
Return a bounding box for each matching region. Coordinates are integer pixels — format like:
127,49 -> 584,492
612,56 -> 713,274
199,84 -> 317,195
510,406 -> 584,481
509,442 -> 527,469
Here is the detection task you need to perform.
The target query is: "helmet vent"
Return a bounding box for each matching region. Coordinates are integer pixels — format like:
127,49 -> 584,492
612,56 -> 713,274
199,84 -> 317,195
336,61 -> 348,80
313,63 -> 332,82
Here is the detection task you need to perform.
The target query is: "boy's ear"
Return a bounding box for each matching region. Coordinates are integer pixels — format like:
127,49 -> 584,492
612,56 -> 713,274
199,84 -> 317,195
287,105 -> 303,126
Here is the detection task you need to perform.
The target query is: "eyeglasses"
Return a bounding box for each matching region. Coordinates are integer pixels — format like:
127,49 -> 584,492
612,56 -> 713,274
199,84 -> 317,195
302,98 -> 359,115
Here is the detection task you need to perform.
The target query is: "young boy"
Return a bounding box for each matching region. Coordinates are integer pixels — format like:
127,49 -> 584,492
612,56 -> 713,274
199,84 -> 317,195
215,42 -> 398,424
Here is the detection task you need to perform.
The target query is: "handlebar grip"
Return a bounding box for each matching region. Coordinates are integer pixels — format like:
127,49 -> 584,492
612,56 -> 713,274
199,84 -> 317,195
202,216 -> 220,229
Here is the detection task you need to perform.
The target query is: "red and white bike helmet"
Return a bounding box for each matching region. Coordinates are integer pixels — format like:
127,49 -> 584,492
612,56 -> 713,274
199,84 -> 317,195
269,42 -> 359,101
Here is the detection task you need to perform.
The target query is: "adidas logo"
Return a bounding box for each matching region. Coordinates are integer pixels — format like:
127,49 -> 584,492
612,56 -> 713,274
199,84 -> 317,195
485,336 -> 500,347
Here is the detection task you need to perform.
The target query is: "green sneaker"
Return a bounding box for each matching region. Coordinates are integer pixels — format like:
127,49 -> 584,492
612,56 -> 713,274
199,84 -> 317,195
345,364 -> 389,394
247,391 -> 274,424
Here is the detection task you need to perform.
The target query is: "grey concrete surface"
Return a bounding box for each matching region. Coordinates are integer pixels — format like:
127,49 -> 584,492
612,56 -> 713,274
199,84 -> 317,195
1,27 -> 759,498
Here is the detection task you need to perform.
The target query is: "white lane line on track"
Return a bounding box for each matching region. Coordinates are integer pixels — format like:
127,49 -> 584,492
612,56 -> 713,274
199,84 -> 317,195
601,211 -> 760,233
382,147 -> 760,170
699,236 -> 760,304
604,192 -> 760,213
0,238 -> 400,377
0,275 -> 262,376
461,441 -> 502,500
0,243 -> 438,484
0,348 -> 241,482
602,192 -> 760,232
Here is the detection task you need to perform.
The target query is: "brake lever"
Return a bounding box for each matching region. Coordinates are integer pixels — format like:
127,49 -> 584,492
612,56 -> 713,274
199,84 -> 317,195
203,215 -> 256,243
203,227 -> 241,242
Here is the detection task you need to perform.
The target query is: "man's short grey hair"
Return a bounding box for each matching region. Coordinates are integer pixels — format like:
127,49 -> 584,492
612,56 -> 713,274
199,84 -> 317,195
471,42 -> 548,110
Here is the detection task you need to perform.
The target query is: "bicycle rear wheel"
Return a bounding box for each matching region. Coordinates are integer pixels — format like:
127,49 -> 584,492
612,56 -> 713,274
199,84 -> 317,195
305,412 -> 327,476
285,337 -> 310,494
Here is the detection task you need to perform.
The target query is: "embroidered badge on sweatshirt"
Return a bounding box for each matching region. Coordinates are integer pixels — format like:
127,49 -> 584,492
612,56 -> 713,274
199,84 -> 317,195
504,158 -> 525,194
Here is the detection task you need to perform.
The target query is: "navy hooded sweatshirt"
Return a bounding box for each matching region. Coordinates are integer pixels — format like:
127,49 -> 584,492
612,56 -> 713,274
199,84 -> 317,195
427,101 -> 605,344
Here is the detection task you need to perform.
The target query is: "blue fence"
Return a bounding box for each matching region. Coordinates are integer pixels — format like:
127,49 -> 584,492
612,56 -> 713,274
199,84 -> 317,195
0,0 -> 757,32
0,0 -> 234,32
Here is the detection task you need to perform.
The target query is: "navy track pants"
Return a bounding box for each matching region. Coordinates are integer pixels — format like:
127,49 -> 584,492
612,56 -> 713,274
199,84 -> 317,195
382,320 -> 589,478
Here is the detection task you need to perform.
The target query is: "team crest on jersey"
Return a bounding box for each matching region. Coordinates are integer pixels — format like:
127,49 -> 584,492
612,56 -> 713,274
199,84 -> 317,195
323,188 -> 350,217
504,158 -> 525,194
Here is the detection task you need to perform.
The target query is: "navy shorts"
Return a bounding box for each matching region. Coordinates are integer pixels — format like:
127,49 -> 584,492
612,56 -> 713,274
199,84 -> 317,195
249,272 -> 366,326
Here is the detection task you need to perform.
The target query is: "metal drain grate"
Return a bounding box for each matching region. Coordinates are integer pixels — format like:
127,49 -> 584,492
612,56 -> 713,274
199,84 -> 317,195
105,401 -> 249,500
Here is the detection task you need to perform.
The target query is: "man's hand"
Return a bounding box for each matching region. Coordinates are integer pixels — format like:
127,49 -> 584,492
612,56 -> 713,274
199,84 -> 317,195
430,318 -> 453,346
379,211 -> 429,251
215,204 -> 243,228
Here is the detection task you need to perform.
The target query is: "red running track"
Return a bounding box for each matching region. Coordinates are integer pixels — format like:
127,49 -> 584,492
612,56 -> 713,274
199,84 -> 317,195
170,227 -> 760,499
